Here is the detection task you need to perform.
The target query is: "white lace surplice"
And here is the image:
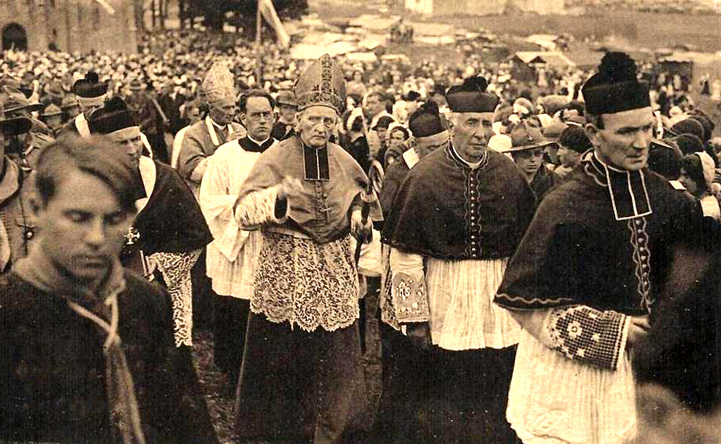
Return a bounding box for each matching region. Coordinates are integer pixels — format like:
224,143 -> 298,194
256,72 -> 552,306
507,330 -> 637,444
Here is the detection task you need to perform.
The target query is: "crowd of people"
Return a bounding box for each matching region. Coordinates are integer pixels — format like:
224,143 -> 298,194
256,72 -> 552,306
0,26 -> 720,444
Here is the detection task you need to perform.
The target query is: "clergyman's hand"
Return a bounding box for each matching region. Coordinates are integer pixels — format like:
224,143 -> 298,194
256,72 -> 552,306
406,322 -> 432,351
350,209 -> 372,241
626,315 -> 650,351
278,175 -> 303,200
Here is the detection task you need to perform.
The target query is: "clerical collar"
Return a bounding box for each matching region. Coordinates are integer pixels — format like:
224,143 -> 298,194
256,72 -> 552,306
582,151 -> 652,221
448,144 -> 488,170
248,135 -> 270,146
299,137 -> 330,181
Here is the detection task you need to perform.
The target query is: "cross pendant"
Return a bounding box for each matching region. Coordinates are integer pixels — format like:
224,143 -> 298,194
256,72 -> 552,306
319,202 -> 333,222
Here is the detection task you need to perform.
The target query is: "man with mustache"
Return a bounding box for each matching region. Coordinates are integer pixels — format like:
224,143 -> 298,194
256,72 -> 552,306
381,76 -> 536,444
233,54 -> 380,444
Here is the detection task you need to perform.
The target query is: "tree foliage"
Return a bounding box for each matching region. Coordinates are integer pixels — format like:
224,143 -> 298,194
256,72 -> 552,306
187,0 -> 308,34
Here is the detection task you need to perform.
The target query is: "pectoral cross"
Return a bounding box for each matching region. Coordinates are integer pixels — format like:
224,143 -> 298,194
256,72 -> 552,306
125,226 -> 141,245
319,201 -> 333,222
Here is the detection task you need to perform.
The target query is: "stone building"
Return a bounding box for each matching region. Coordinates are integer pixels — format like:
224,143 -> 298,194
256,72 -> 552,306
1,0 -> 137,53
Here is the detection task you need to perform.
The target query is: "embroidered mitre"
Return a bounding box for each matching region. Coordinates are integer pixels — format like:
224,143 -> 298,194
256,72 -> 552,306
202,61 -> 235,104
294,54 -> 346,115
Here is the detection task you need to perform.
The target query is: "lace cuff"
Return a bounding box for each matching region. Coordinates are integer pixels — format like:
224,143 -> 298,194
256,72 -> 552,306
234,185 -> 289,228
391,271 -> 430,323
151,251 -> 200,347
542,305 -> 629,371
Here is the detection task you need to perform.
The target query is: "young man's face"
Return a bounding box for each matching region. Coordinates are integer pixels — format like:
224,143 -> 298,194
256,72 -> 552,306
242,96 -> 274,141
513,148 -> 545,177
279,104 -> 297,123
34,169 -> 133,283
588,107 -> 654,171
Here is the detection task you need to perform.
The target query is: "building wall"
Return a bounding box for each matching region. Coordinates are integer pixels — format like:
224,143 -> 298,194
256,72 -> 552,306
0,0 -> 137,53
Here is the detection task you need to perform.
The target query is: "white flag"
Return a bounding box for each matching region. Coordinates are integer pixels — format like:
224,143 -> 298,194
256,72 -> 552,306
259,0 -> 291,48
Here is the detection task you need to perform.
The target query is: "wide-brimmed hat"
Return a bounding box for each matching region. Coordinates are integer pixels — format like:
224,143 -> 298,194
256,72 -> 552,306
0,101 -> 33,136
41,103 -> 63,118
3,87 -> 43,115
276,90 -> 297,107
502,121 -> 554,153
60,94 -> 80,110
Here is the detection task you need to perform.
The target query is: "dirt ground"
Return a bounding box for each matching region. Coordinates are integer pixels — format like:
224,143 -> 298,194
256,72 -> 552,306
190,291 -> 384,444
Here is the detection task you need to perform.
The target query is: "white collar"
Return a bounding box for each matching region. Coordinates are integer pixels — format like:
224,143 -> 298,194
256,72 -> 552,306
402,148 -> 420,169
452,145 -> 483,169
248,135 -> 270,146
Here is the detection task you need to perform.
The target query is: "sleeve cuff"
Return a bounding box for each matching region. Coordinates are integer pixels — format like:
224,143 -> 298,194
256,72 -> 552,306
234,184 -> 289,228
392,271 -> 430,323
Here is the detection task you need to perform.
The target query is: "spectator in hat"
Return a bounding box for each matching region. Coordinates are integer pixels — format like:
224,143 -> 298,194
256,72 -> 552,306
503,121 -> 559,200
271,89 -> 297,141
171,100 -> 203,170
341,107 -> 371,174
126,78 -> 170,164
0,101 -> 35,275
542,120 -> 568,169
40,103 -> 63,136
60,94 -> 81,124
4,87 -> 43,119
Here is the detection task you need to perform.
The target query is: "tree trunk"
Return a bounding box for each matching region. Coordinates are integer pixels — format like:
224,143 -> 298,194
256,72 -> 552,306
134,0 -> 145,34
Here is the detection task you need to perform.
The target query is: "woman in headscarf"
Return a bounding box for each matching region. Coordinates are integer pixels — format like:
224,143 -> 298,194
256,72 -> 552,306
678,152 -> 721,221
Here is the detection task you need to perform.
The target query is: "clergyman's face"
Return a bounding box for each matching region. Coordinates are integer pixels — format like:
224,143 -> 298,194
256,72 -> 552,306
243,96 -> 274,141
208,96 -> 236,126
108,127 -> 143,167
297,106 -> 337,148
587,107 -> 654,171
450,112 -> 494,163
34,169 -> 133,283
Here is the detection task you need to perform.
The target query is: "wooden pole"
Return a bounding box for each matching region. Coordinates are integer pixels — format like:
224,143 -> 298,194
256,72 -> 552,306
255,0 -> 262,87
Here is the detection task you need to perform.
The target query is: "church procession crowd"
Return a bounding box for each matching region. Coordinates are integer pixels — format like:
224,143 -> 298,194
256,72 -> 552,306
2,26 -> 721,444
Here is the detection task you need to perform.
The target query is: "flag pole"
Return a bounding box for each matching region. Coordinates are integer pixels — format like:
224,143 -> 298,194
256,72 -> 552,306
255,0 -> 262,87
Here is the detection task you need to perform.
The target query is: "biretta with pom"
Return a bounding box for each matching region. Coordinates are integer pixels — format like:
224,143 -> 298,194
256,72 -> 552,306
446,76 -> 499,113
408,100 -> 447,138
582,52 -> 650,116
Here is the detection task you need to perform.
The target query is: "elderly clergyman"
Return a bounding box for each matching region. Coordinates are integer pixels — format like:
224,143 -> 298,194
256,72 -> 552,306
381,76 -> 536,444
233,54 -> 379,444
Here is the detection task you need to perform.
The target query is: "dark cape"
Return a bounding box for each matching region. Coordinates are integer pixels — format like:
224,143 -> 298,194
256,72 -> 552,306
382,145 -> 536,259
124,160 -> 212,259
237,135 -> 380,244
0,271 -> 218,444
496,154 -> 703,315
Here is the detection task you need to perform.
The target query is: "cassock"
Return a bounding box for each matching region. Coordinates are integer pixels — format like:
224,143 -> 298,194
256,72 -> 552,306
198,135 -> 275,380
495,151 -> 703,444
122,156 -> 213,347
232,134 -> 380,444
176,116 -> 245,197
0,262 -> 217,444
381,145 -> 536,444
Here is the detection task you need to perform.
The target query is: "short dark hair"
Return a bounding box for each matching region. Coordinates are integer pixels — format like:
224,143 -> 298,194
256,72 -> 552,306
681,154 -> 708,192
238,89 -> 276,113
35,135 -> 139,213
